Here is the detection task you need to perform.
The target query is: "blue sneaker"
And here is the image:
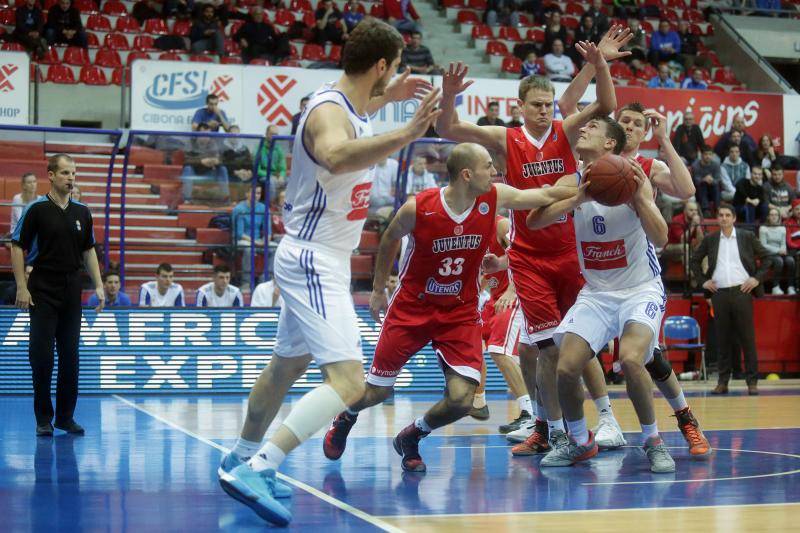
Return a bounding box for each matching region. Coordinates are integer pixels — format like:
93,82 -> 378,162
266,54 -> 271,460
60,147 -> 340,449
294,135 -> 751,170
218,453 -> 292,499
219,464 -> 292,526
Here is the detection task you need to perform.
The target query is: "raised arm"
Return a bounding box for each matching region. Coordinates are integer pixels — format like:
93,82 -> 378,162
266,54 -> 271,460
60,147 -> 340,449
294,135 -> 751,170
366,69 -> 433,115
495,181 -> 579,210
436,62 -> 506,153
562,42 -> 616,147
305,88 -> 441,174
646,110 -> 695,199
629,159 -> 668,248
526,173 -> 587,229
369,199 -> 416,322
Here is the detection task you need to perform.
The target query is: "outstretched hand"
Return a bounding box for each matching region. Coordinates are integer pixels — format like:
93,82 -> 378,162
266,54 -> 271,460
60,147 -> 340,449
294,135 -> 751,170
644,109 -> 668,141
575,41 -> 606,68
597,23 -> 633,62
384,69 -> 434,102
406,86 -> 442,139
442,62 -> 474,97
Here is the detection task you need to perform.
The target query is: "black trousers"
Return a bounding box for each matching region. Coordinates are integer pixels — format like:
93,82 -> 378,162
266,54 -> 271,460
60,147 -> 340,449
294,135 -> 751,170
711,286 -> 759,385
28,269 -> 83,425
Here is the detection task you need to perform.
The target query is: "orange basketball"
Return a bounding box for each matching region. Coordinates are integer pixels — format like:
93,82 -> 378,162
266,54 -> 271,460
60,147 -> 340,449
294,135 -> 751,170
585,154 -> 637,206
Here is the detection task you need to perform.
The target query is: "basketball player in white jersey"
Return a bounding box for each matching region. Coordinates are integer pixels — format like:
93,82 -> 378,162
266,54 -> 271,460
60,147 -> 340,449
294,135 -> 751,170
527,115 -> 676,473
218,18 -> 443,526
196,265 -> 242,307
138,262 -> 185,306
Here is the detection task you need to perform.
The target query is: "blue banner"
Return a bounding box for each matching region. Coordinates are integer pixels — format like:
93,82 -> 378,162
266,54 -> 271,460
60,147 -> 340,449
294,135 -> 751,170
0,308 -> 509,394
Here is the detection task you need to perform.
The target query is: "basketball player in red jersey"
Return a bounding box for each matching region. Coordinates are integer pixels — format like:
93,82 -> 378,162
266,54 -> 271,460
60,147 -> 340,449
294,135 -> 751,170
322,143 -> 580,472
437,38 -> 631,455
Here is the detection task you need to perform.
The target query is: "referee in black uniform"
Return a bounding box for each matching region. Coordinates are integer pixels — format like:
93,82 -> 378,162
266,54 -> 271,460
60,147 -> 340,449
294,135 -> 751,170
10,153 -> 105,436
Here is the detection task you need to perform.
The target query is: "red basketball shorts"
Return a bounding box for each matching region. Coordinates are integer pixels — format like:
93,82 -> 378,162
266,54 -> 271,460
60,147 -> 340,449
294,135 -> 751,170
367,292 -> 483,387
508,250 -> 584,345
486,300 -> 522,356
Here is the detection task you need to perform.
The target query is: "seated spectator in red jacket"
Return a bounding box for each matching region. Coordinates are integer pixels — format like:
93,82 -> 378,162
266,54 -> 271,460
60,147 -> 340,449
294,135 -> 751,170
45,0 -> 87,48
384,0 -> 422,34
313,0 -> 347,45
786,200 -> 800,284
13,0 -> 47,58
664,200 -> 704,266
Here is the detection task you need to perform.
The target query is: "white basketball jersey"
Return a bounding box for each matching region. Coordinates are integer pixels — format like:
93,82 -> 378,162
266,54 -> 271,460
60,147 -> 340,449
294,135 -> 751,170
573,183 -> 661,291
283,85 -> 375,255
139,281 -> 185,307
196,282 -> 243,307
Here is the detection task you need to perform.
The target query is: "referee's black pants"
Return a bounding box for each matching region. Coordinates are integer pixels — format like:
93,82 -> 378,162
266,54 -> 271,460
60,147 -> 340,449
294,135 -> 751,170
27,269 -> 83,425
711,286 -> 759,386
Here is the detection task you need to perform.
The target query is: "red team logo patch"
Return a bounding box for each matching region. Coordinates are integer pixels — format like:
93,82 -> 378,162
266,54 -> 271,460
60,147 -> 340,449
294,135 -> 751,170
454,225 -> 463,236
347,182 -> 372,220
257,75 -> 297,126
581,240 -> 628,270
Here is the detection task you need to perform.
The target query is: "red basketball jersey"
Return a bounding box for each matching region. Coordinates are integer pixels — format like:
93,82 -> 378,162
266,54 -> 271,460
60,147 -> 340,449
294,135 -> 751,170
504,121 -> 578,257
484,216 -> 510,300
397,186 -> 498,312
636,154 -> 655,177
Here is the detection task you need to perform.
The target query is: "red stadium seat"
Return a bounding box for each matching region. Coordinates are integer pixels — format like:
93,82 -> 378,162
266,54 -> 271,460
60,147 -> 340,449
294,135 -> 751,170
301,43 -> 325,61
111,67 -> 130,85
38,46 -> 60,65
328,44 -> 342,62
45,64 -> 77,84
79,65 -> 109,85
279,58 -> 302,67
86,14 -> 112,32
526,28 -> 544,42
290,0 -> 313,11
706,84 -> 725,92
221,55 -> 243,64
501,55 -> 522,74
95,48 -> 122,68
498,26 -> 522,41
713,67 -> 739,85
369,3 -> 385,17
636,63 -> 658,80
143,18 -> 169,35
158,51 -> 182,61
227,19 -> 246,37
86,32 -> 100,47
104,32 -> 131,50
126,50 -> 151,66
565,2 -> 584,15
666,0 -> 686,7
274,9 -> 295,25
73,0 -> 95,12
189,54 -> 215,63
641,20 -> 654,33
102,0 -> 128,16
133,35 -> 156,51
471,24 -> 493,40
457,10 -> 480,24
0,9 -> 14,25
442,0 -> 465,6
63,45 -> 90,66
486,40 -> 509,57
609,61 -> 634,80
249,58 -> 270,65
518,13 -> 532,25
343,1 -> 366,14
562,15 -> 580,29
626,78 -> 646,87
685,9 -> 705,22
172,20 -> 192,36
663,10 -> 679,22
0,41 -> 25,51
116,16 -> 141,33
224,39 -> 241,55
467,0 -> 487,8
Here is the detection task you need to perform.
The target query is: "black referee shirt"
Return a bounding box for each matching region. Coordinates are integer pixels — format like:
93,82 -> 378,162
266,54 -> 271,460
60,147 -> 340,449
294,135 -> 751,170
11,195 -> 95,273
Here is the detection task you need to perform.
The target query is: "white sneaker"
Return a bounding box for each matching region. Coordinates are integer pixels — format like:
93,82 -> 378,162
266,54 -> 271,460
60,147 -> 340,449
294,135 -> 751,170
593,416 -> 627,450
772,286 -> 784,295
788,286 -> 796,295
506,421 -> 535,443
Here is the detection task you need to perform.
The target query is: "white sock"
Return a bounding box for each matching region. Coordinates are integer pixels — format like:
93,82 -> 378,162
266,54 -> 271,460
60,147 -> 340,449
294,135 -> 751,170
231,437 -> 261,461
249,441 -> 286,473
566,417 -> 589,445
414,416 -> 432,433
537,400 -> 547,421
473,392 -> 486,409
548,418 -> 565,434
593,395 -> 614,418
641,422 -> 659,441
666,391 -> 689,412
517,394 -> 533,415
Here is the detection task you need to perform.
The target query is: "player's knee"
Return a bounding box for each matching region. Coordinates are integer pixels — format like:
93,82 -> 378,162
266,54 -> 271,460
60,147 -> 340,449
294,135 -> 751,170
328,372 -> 366,406
556,358 -> 582,382
445,384 -> 475,412
518,342 -> 538,359
645,349 -> 672,383
618,347 -> 646,373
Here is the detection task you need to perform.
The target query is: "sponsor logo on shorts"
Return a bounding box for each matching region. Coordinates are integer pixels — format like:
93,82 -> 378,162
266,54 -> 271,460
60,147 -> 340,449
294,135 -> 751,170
370,366 -> 400,377
645,302 -> 658,319
581,239 -> 628,270
528,320 -> 559,333
425,277 -> 462,296
432,234 -> 482,253
521,159 -> 565,179
478,202 -> 489,215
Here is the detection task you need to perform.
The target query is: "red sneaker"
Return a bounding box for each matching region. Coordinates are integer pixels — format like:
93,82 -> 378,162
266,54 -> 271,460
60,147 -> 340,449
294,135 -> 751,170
393,423 -> 429,472
675,407 -> 712,457
511,419 -> 550,456
323,411 -> 358,460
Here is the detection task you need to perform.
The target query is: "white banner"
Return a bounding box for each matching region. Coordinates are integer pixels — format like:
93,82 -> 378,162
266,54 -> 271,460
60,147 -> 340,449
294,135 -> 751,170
782,94 -> 800,157
131,60 -> 593,135
0,51 -> 30,125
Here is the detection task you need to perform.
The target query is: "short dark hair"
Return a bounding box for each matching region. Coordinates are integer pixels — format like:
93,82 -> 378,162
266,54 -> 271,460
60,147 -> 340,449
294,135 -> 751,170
487,101 -> 500,109
701,145 -> 713,153
206,93 -> 219,103
341,18 -> 404,75
771,163 -> 784,172
21,172 -> 36,183
102,271 -> 121,283
617,101 -> 646,119
47,153 -> 74,174
411,31 -> 422,38
718,203 -> 736,217
213,264 -> 231,275
595,115 -> 626,155
156,263 -> 173,275
300,96 -> 310,103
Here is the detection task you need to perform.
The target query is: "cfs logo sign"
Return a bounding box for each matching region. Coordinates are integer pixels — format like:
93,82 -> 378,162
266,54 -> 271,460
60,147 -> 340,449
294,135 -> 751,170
144,71 -> 233,110
347,182 -> 373,220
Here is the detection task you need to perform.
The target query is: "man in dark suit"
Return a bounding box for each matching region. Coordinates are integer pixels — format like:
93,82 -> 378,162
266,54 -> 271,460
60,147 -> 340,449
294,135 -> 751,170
691,204 -> 772,395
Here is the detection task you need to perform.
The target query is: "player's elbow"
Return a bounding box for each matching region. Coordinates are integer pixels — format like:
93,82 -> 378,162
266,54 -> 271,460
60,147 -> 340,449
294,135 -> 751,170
651,227 -> 669,249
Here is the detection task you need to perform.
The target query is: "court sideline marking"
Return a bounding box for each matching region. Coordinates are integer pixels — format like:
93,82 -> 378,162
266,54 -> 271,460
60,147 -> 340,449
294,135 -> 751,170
112,394 -> 404,533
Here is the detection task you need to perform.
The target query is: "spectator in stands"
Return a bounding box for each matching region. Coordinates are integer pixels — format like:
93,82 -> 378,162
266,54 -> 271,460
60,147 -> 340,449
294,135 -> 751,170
232,184 -> 266,247
271,188 -> 286,239
164,0 -> 192,20
715,115 -> 758,162
197,265 -> 243,306
692,145 -> 724,216
88,271 -> 131,307
70,185 -> 81,202
648,20 -> 680,65
582,0 -> 609,35
384,0 -> 422,35
10,173 -> 39,235
343,0 -> 365,32
485,0 -> 521,27
192,93 -> 231,132
222,125 -> 254,200
45,0 -> 87,48
235,6 -> 281,64
256,124 -> 287,197
622,17 -> 647,67
190,3 -> 226,55
507,105 -> 523,128
681,68 -> 708,90
574,14 -> 600,46
401,32 -> 443,75
132,0 -> 162,25
676,20 -> 704,70
756,134 -> 779,170
369,157 -> 399,223
764,164 -> 797,219
754,0 -> 782,16
251,277 -> 283,307
761,207 -> 794,294
520,52 -> 542,78
139,263 -> 185,306
543,39 -> 575,82
647,63 -> 678,89
672,109 -> 705,163
543,11 -> 567,54
663,200 -> 704,266
612,0 -> 638,18
405,155 -> 438,196
691,204 -> 770,396
785,200 -> 800,283
182,123 -> 230,203
13,0 -> 47,59
291,96 -> 310,135
734,165 -> 769,223
477,101 -> 506,126
722,144 -> 751,186
313,0 -> 347,45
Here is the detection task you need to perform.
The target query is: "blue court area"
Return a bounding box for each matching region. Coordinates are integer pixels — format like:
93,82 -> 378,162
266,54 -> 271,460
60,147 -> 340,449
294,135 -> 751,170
2,392 -> 800,531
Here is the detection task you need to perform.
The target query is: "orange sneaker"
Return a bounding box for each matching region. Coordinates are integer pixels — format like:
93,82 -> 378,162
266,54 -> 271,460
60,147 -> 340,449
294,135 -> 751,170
675,407 -> 712,457
511,419 -> 550,456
